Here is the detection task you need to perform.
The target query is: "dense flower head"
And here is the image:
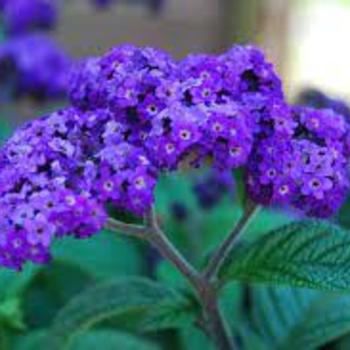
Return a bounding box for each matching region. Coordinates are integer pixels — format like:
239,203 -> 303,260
0,106 -> 159,269
69,44 -> 283,171
2,43 -> 349,269
0,34 -> 71,100
2,0 -> 58,36
247,105 -> 350,217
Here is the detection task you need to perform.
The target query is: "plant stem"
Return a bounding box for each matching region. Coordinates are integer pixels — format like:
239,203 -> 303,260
105,217 -> 148,238
198,283 -> 237,350
105,208 -> 236,350
145,210 -> 235,350
204,201 -> 260,281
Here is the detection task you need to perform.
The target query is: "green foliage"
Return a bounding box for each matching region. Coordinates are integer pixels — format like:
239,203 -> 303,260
0,265 -> 38,330
14,331 -> 47,350
48,278 -> 197,349
0,298 -> 25,330
70,330 -> 161,350
180,326 -> 215,350
23,262 -> 94,328
15,329 -> 160,350
243,286 -> 350,350
220,220 -> 350,291
52,229 -> 146,280
0,265 -> 38,300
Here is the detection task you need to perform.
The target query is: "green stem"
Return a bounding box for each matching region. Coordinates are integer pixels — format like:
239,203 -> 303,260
204,202 -> 260,281
106,208 -> 235,350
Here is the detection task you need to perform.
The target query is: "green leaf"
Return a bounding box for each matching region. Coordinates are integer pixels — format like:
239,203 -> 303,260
336,333 -> 350,349
239,326 -> 269,350
246,286 -> 350,350
0,298 -> 25,330
0,264 -> 38,300
180,325 -> 215,350
14,331 -> 47,350
220,282 -> 243,332
23,262 -> 94,328
15,330 -> 160,350
48,277 -> 197,349
0,264 -> 38,330
52,229 -> 145,280
70,330 -> 160,350
219,220 -> 350,291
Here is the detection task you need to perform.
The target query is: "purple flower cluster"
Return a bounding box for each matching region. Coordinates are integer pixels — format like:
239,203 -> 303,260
0,44 -> 281,269
0,34 -> 71,100
69,45 -> 282,171
247,103 -> 350,217
1,43 -> 349,269
0,106 -> 158,269
1,0 -> 58,36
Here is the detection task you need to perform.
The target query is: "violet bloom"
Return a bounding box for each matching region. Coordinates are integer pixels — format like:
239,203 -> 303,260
69,44 -> 282,172
246,104 -> 350,217
0,34 -> 71,100
3,43 -> 346,270
0,106 -> 157,269
2,0 -> 58,36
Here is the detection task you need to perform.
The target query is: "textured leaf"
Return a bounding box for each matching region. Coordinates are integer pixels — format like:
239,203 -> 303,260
220,220 -> 350,291
247,286 -> 350,350
48,278 -> 197,349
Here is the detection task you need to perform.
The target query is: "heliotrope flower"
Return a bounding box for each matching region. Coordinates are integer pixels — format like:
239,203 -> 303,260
0,106 -> 157,269
246,104 -> 350,217
2,0 -> 58,36
0,34 -> 71,101
2,43 -> 347,270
